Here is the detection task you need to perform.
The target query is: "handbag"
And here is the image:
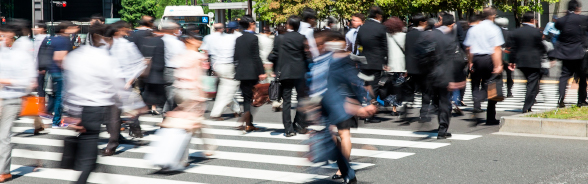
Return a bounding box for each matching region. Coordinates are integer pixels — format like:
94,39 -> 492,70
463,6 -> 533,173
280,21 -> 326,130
252,83 -> 271,107
60,135 -> 79,170
269,73 -> 281,101
487,74 -> 505,102
19,96 -> 45,117
202,73 -> 218,99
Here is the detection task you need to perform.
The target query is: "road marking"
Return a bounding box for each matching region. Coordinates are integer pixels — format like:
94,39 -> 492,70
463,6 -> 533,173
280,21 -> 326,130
10,164 -> 205,184
493,132 -> 588,140
11,149 -> 328,183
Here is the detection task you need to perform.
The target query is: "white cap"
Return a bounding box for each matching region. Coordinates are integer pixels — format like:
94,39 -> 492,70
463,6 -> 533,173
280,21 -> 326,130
494,17 -> 509,28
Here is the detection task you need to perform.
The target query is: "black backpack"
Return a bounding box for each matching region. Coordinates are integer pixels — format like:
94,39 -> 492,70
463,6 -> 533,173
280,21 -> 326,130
37,37 -> 54,70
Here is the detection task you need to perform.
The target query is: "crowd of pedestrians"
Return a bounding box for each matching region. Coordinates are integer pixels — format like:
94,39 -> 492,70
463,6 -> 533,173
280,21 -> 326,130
2,0 -> 588,183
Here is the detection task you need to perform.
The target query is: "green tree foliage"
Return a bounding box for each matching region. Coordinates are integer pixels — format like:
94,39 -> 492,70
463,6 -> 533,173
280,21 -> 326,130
255,0 -> 335,24
493,0 -> 559,26
119,0 -> 158,25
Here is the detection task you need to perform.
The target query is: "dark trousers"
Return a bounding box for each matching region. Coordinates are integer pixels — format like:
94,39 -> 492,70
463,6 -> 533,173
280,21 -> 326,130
558,59 -> 587,103
37,72 -> 46,97
75,106 -> 111,184
471,55 -> 498,121
520,67 -> 542,112
432,87 -> 451,134
503,64 -> 514,93
104,107 -> 122,151
408,74 -> 432,118
280,79 -> 306,133
240,80 -> 258,125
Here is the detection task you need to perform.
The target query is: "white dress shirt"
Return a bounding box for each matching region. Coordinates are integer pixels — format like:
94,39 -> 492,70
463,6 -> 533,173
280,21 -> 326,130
200,31 -> 222,53
13,37 -> 34,57
162,34 -> 187,68
63,45 -> 126,107
299,21 -> 319,58
110,37 -> 147,82
33,34 -> 48,63
345,27 -> 359,54
257,34 -> 274,64
0,46 -> 37,99
464,20 -> 505,55
210,33 -> 239,65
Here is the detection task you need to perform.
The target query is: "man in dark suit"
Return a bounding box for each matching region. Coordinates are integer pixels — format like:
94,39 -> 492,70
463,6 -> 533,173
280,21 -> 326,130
549,0 -> 588,107
128,15 -> 154,55
427,13 -> 466,139
234,15 -> 266,132
405,13 -> 432,122
509,12 -> 547,113
272,16 -> 309,137
356,6 -> 388,123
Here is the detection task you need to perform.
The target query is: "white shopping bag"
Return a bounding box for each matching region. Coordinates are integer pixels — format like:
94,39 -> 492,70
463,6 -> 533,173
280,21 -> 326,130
144,128 -> 192,171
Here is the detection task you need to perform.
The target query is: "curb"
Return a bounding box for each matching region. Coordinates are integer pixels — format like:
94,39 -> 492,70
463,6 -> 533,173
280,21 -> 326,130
500,109 -> 588,137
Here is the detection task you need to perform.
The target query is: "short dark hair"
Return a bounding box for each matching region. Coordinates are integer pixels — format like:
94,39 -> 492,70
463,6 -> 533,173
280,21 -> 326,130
89,22 -> 108,37
8,19 -> 30,37
469,14 -> 482,23
410,13 -> 427,26
313,30 -> 345,44
105,21 -> 130,37
139,15 -> 154,27
482,7 -> 497,19
568,0 -> 582,11
327,17 -> 336,25
277,26 -> 286,34
287,15 -> 302,31
55,21 -> 76,33
441,14 -> 455,26
352,13 -> 366,21
91,14 -> 105,22
522,12 -> 536,23
0,24 -> 18,34
301,8 -> 317,22
238,15 -> 255,30
367,6 -> 383,19
34,20 -> 47,30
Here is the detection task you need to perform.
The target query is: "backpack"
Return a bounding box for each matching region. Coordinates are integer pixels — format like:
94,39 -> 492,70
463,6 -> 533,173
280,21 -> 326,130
37,36 -> 54,70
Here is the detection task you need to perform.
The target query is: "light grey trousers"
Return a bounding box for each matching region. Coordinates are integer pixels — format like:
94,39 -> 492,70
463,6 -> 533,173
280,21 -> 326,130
0,98 -> 22,174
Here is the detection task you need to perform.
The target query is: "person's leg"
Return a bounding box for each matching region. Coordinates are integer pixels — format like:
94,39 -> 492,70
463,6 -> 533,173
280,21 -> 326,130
335,146 -> 355,181
239,80 -> 256,125
470,71 -> 483,111
104,107 -> 121,151
75,106 -> 107,184
575,62 -> 588,104
558,60 -> 574,104
505,65 -> 514,97
210,64 -> 241,117
51,73 -> 64,126
418,75 -> 432,119
0,98 -> 21,175
293,79 -> 308,132
280,80 -> 295,134
436,88 -> 451,136
163,85 -> 177,113
522,68 -> 540,112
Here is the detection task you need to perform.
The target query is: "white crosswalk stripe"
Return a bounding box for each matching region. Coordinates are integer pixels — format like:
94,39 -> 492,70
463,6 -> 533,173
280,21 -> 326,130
9,117 -> 482,183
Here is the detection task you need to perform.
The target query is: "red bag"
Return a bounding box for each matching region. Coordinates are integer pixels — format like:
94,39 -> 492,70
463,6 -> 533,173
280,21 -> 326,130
19,96 -> 46,117
252,83 -> 270,107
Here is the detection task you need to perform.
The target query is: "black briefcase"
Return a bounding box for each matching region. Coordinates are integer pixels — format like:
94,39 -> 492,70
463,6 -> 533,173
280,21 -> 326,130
60,136 -> 79,170
268,74 -> 281,101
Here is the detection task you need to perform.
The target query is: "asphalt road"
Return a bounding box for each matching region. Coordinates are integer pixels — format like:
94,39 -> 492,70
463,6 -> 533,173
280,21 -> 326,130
7,85 -> 588,184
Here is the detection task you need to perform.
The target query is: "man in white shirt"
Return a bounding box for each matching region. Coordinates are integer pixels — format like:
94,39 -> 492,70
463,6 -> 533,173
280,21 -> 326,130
299,8 -> 319,58
463,7 -> 505,125
159,20 -> 186,114
201,23 -> 224,57
0,25 -> 37,183
346,13 -> 365,55
209,21 -> 242,120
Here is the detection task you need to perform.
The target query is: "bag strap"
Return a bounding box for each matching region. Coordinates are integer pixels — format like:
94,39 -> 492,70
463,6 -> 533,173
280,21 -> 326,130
391,36 -> 405,55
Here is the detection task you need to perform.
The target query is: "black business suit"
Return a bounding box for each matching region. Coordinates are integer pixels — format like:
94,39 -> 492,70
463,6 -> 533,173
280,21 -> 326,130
128,28 -> 154,57
234,31 -> 265,123
428,28 -> 459,135
501,28 -> 514,96
356,19 -> 388,96
272,31 -> 309,134
509,24 -> 547,112
405,28 -> 432,118
549,13 -> 588,104
141,36 -> 167,106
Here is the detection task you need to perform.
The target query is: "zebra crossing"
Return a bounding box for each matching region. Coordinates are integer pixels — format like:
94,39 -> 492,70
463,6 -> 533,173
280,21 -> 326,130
8,116 -> 481,184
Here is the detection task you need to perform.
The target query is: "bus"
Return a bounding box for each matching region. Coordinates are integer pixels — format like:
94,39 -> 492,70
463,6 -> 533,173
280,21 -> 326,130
162,6 -> 211,35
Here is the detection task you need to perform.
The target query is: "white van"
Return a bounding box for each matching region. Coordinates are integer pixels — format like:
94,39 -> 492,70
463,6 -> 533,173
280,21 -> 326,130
162,6 -> 211,35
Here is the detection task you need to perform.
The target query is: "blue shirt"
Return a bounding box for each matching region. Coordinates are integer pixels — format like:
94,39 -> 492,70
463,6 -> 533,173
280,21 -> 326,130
464,20 -> 505,55
543,22 -> 560,43
48,35 -> 73,73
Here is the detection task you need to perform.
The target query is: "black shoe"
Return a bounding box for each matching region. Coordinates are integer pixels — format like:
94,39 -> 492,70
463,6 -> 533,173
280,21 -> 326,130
472,109 -> 484,113
285,132 -> 296,137
558,100 -> 566,108
100,148 -> 115,156
437,132 -> 452,139
342,177 -> 357,184
294,123 -> 308,134
365,117 -> 381,124
486,119 -> 500,125
458,101 -> 467,106
522,109 -> 532,113
418,117 -> 431,123
507,92 -> 513,98
391,111 -> 400,116
578,102 -> 588,107
332,174 -> 343,180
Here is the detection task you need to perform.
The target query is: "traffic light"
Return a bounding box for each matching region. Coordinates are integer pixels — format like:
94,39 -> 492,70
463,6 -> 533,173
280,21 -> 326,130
55,1 -> 67,7
62,2 -> 67,7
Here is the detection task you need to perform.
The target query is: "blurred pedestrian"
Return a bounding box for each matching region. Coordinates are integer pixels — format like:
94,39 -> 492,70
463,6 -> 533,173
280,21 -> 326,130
234,16 -> 266,132
543,15 -> 560,44
495,17 -> 514,97
382,17 -> 406,116
208,22 -> 242,120
405,13 -> 430,122
0,24 -> 37,183
160,20 -> 186,114
345,13 -> 365,55
464,7 -> 504,125
299,8 -> 319,58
